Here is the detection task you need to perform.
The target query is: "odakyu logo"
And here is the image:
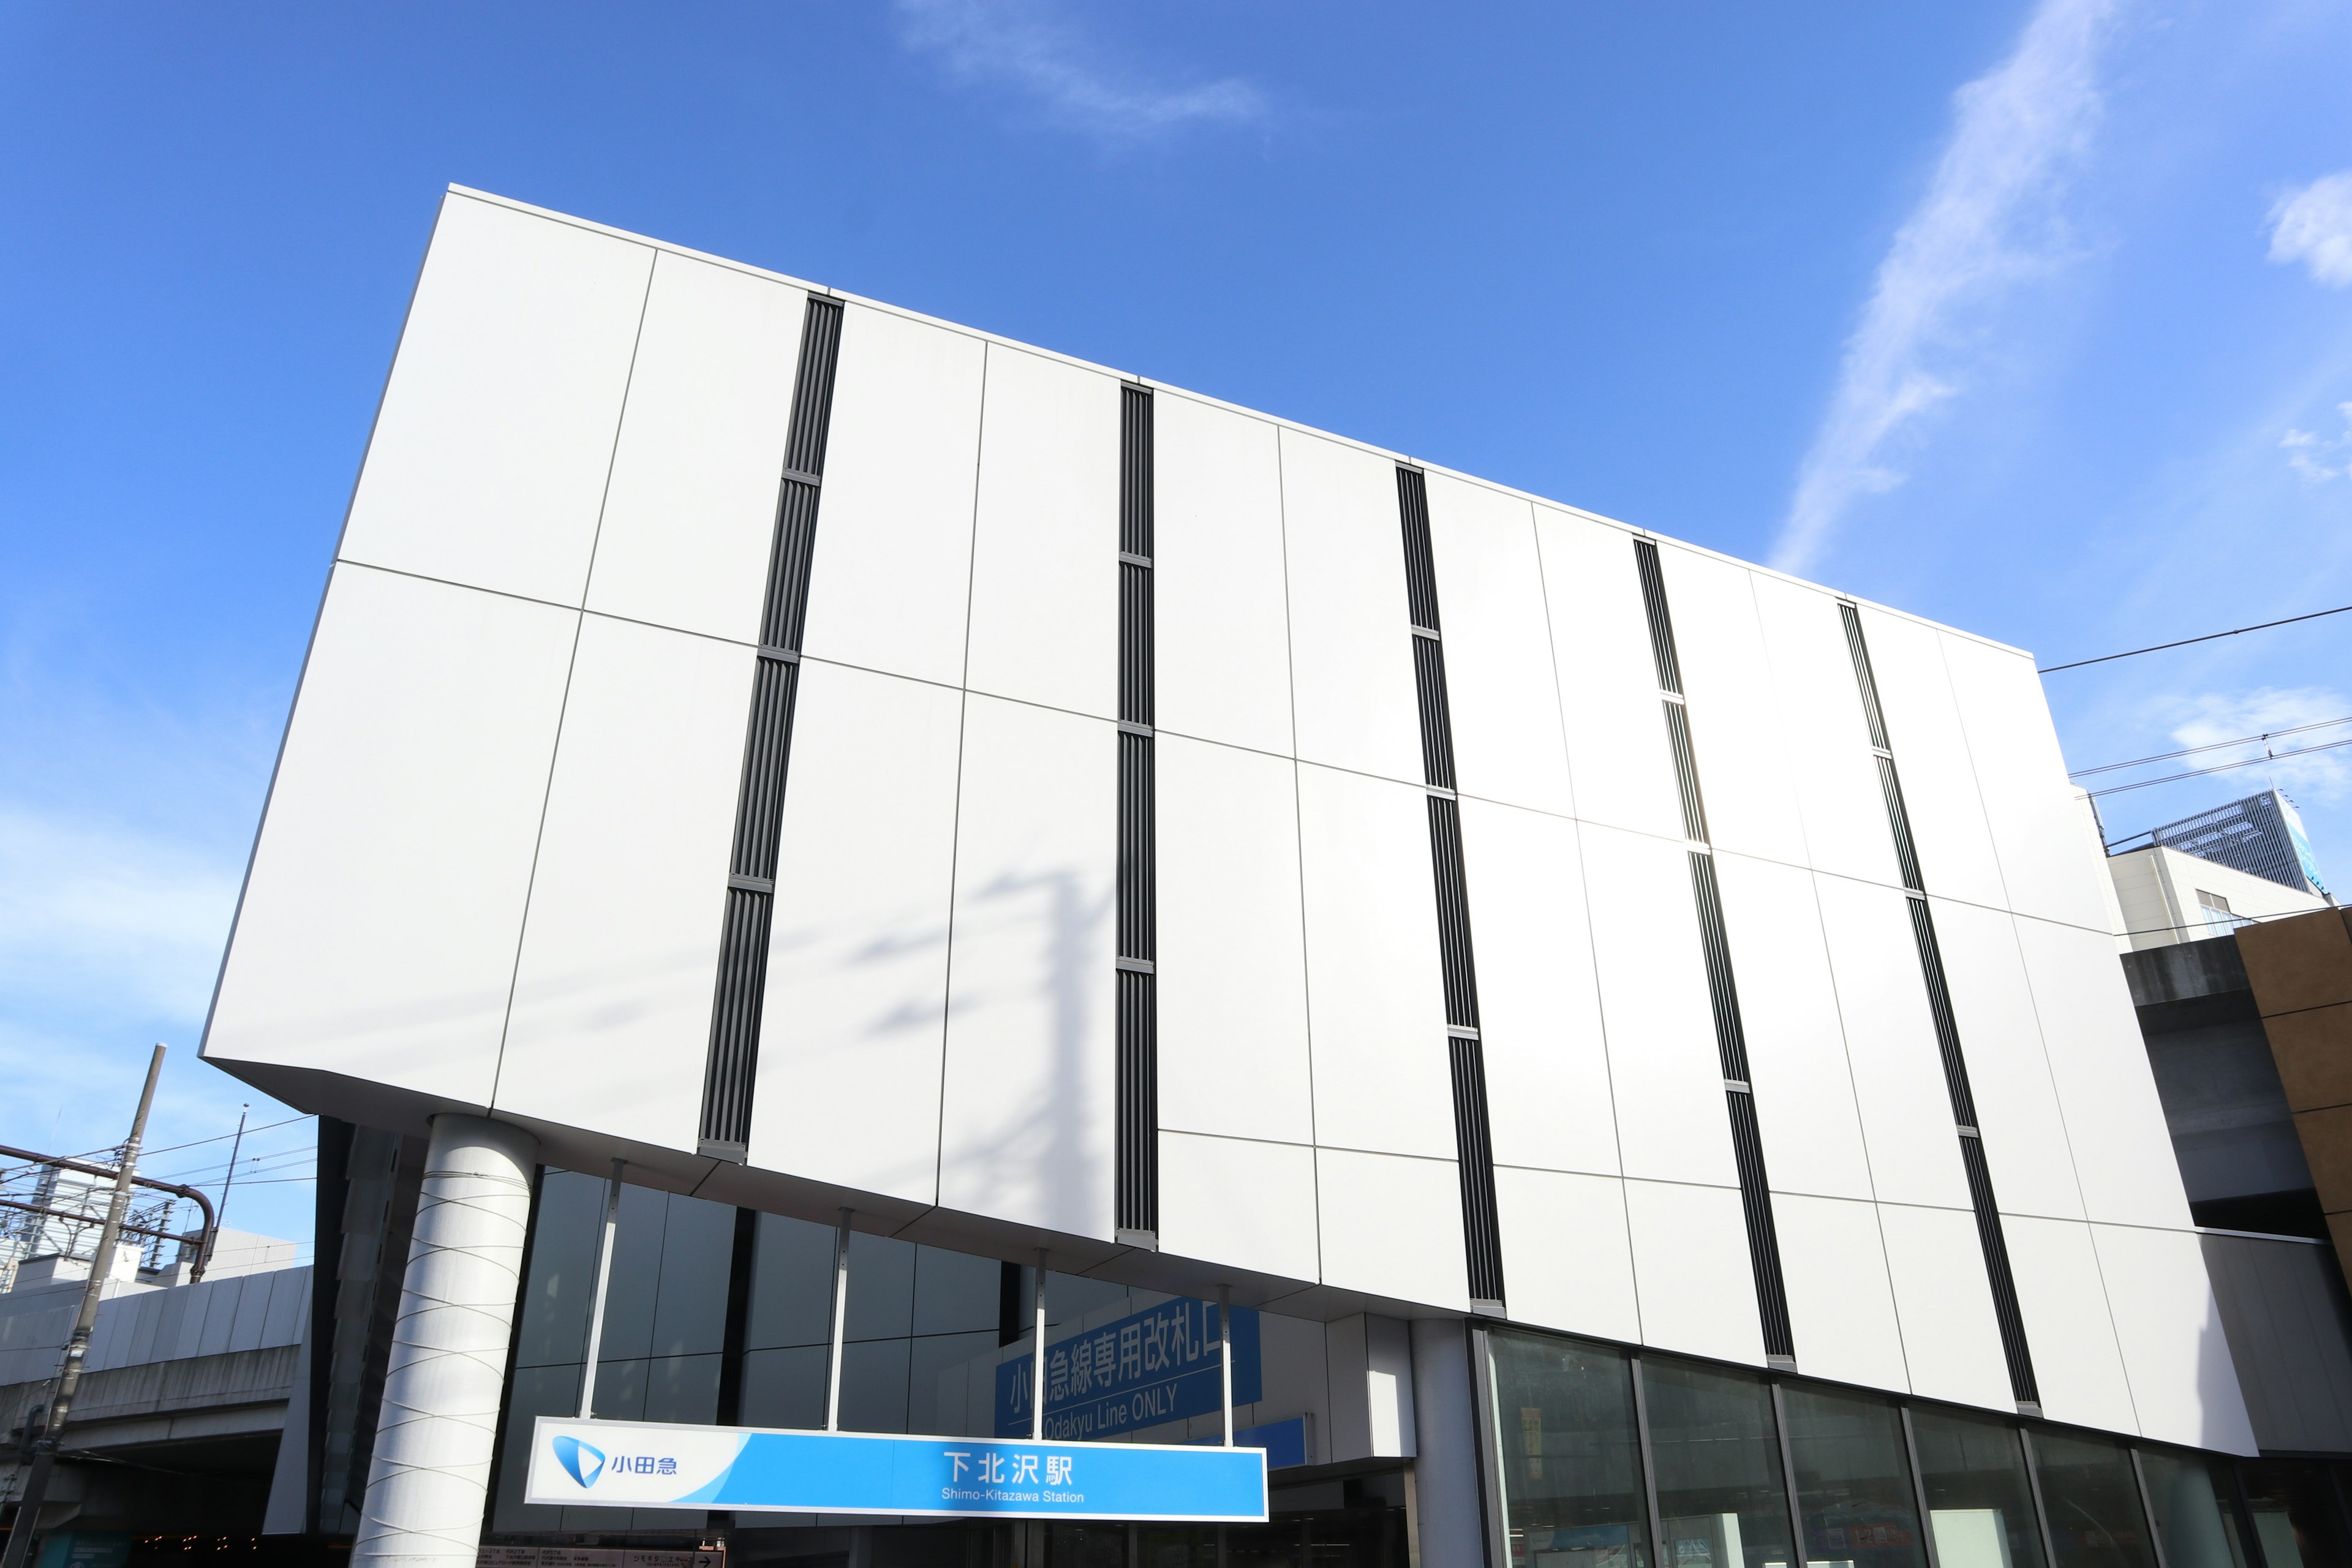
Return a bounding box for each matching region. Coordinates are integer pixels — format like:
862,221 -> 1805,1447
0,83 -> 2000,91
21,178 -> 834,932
552,1434 -> 606,1488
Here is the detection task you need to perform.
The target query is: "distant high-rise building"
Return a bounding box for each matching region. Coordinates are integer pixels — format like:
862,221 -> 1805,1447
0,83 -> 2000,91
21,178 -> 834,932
2141,787 -> 2329,896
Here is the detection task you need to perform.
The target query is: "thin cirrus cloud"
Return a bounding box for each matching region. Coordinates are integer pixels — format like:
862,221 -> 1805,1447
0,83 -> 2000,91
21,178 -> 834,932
1771,0 -> 2118,576
893,0 -> 1265,143
2269,172 -> 2352,288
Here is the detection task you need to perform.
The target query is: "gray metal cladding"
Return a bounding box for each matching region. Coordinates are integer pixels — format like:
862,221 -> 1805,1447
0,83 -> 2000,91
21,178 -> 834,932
699,295 -> 846,1160
1396,466 -> 1505,1310
1838,600 -> 2040,1409
1116,384 -> 1158,1238
1635,537 -> 1795,1363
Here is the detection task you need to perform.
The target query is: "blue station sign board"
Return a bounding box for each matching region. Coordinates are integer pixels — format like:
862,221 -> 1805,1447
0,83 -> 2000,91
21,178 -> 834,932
525,1417 -> 1269,1522
995,1298 -> 1262,1441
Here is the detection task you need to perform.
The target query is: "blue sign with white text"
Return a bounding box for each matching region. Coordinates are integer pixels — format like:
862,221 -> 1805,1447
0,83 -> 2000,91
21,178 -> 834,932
995,1298 -> 1262,1440
526,1417 -> 1269,1522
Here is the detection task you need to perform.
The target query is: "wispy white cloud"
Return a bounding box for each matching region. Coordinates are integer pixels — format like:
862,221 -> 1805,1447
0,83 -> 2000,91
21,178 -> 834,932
2166,686 -> 2352,805
894,0 -> 1265,143
2281,402 -> 2352,480
1773,0 -> 2118,575
2269,172 -> 2352,287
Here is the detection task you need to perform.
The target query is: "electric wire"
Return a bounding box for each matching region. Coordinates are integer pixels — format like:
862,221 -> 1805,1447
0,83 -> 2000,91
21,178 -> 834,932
2068,715 -> 2352,778
2085,734 -> 2352,799
2038,602 -> 2352,673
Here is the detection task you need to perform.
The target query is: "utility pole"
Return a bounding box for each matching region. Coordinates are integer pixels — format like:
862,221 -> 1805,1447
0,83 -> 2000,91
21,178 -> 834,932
211,1103 -> 249,1270
1,1044 -> 165,1568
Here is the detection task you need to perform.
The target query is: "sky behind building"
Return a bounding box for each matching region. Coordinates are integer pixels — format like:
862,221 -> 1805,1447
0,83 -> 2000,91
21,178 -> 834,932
3,0 -> 2350,1245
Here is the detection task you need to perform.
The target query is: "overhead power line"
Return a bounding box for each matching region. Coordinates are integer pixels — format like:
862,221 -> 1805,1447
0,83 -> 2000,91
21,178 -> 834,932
2084,734 -> 2352,799
2038,603 -> 2352,673
2068,715 -> 2352,778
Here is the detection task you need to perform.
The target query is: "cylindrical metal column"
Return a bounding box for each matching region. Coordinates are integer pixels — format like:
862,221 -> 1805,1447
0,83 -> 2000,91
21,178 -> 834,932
352,1114 -> 538,1568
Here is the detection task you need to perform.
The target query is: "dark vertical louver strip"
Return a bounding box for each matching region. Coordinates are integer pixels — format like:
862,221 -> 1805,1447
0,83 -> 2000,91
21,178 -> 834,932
1634,539 -> 1683,694
1662,701 -> 1709,842
1427,796 -> 1481,1030
699,296 -> 845,1158
1637,538 -> 1794,1364
1839,599 -> 2040,1409
1877,755 -> 1924,892
1398,466 -> 1504,1309
1905,899 -> 1979,1126
1961,1136 -> 2041,1406
1450,1036 -> 1507,1308
1687,852 -> 1751,1082
1116,385 -> 1159,1239
1726,1091 -> 1796,1359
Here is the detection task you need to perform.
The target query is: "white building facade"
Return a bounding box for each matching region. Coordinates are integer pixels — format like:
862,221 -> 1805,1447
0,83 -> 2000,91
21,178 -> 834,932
202,189 -> 2259,1567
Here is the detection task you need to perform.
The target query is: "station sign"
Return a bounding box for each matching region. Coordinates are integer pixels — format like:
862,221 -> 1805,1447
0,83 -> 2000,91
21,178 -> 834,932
995,1298 -> 1261,1441
525,1417 -> 1270,1523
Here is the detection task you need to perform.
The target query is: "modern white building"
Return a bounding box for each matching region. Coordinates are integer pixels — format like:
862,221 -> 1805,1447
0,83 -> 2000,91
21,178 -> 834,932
199,187 -> 2275,1568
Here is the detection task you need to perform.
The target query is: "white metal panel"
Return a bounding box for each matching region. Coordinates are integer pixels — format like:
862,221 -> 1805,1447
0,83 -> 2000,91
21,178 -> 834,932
2015,916 -> 2194,1229
2090,1223 -> 2258,1454
1811,875 -> 1975,1211
1876,1202 -> 2014,1412
582,252 -> 804,643
1280,429 -> 1423,785
1155,735 -> 1313,1147
339,194 -> 652,606
1773,1194 -> 1907,1394
1942,634 -> 2112,932
800,304 -> 987,687
1654,546 -> 1808,867
2003,1215 -> 2138,1434
203,565 -> 576,1106
747,661 -> 965,1204
1623,1179 -> 1767,1367
1532,509 -> 1684,843
1294,763 -> 1453,1159
1154,393 -> 1294,756
497,614 -> 755,1150
1461,799 -> 1617,1176
963,346 -> 1120,718
1423,474 -> 1573,815
1315,1148 -> 1468,1312
1577,823 -> 1739,1188
1928,898 -> 2087,1221
1751,577 -> 1900,888
1854,608 -> 2007,910
937,695 -> 1117,1240
1157,1132 -> 1319,1286
1711,852 -> 1873,1202
1493,1167 -> 1640,1344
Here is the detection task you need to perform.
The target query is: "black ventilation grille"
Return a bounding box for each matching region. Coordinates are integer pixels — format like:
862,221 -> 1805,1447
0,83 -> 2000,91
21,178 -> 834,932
1399,465 -> 1504,1310
1727,1090 -> 1796,1359
1905,898 -> 1979,1128
1962,1135 -> 2040,1405
1634,539 -> 1683,695
1663,701 -> 1710,842
1635,538 -> 1793,1364
1840,601 -> 2038,1407
1878,755 -> 1924,892
1450,1036 -> 1507,1306
1687,851 -> 1751,1082
699,295 -> 845,1158
1427,796 -> 1482,1030
1838,602 -> 1891,752
1115,385 -> 1158,1238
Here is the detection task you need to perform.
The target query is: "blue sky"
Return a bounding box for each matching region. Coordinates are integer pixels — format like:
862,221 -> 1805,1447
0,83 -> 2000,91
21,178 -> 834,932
4,0 -> 2350,1250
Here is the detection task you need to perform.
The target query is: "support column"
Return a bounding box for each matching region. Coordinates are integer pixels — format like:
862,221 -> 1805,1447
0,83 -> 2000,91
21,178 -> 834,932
352,1114 -> 538,1568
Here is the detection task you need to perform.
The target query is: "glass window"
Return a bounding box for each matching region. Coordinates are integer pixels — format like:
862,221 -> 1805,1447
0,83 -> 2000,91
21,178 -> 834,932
2030,1431 -> 2155,1568
511,1169 -> 602,1368
1487,1331 -> 1651,1568
1781,1385 -> 1926,1568
1643,1358 -> 1796,1568
2138,1449 -> 2249,1568
744,1211 -> 835,1350
2239,1459 -> 2352,1568
1910,1407 -> 2046,1568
